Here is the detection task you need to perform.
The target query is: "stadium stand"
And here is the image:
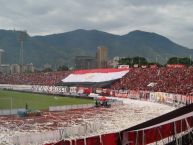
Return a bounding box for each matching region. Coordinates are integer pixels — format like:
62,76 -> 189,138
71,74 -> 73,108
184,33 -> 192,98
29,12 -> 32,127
1,67 -> 192,95
0,67 -> 193,145
0,71 -> 70,86
111,67 -> 193,95
44,104 -> 193,145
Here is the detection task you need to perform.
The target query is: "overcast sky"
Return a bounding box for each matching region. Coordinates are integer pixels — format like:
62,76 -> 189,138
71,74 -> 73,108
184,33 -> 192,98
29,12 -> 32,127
0,0 -> 193,48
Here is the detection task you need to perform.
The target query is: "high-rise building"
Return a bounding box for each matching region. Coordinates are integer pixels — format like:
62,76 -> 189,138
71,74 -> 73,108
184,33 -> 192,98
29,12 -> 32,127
0,49 -> 4,65
23,63 -> 35,73
0,64 -> 10,74
96,46 -> 108,68
75,56 -> 96,69
10,64 -> 21,74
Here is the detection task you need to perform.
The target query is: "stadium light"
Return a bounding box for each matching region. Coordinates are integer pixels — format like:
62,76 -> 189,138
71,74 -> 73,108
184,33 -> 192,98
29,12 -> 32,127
19,31 -> 27,73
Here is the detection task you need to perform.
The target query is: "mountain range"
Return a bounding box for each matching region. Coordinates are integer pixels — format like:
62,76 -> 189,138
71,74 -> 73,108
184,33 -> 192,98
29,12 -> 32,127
0,29 -> 193,68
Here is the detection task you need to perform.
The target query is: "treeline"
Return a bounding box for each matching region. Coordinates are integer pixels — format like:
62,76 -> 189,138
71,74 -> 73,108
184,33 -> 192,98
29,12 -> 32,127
40,57 -> 193,72
119,56 -> 193,67
39,65 -> 69,72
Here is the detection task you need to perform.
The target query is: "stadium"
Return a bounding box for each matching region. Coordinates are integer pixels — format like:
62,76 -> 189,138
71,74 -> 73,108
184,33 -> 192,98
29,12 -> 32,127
0,67 -> 192,145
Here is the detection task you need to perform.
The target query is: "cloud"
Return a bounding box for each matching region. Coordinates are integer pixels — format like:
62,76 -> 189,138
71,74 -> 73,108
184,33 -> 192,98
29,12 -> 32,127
0,0 -> 193,48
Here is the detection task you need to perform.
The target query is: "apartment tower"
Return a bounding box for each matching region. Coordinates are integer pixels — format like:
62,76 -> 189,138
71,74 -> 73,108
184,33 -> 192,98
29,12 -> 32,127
96,46 -> 108,68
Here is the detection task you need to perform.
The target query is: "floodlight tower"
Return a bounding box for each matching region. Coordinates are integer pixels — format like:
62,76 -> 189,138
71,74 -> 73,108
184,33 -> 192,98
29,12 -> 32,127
0,49 -> 4,65
19,31 -> 27,73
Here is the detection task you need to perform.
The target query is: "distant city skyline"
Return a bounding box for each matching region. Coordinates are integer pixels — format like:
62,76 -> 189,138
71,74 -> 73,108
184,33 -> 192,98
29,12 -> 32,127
0,0 -> 193,49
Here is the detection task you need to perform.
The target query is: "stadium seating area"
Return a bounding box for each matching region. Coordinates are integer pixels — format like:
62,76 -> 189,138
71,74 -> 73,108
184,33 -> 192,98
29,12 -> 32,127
0,67 -> 193,95
0,67 -> 193,145
111,67 -> 193,95
0,71 -> 70,86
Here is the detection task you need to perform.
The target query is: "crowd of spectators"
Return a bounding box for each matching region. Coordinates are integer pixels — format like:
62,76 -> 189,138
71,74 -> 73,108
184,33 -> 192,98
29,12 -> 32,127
0,71 -> 70,86
0,67 -> 193,95
111,67 -> 193,95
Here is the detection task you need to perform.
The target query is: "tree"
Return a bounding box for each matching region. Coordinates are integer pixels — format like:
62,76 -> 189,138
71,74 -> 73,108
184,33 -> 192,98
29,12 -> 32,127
119,56 -> 148,66
167,57 -> 192,66
42,68 -> 53,72
118,58 -> 132,65
57,65 -> 69,71
167,57 -> 179,64
132,56 -> 148,65
180,57 -> 192,66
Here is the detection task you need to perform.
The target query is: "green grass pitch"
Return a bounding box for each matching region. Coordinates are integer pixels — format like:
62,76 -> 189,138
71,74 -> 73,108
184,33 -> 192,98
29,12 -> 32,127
0,90 -> 94,110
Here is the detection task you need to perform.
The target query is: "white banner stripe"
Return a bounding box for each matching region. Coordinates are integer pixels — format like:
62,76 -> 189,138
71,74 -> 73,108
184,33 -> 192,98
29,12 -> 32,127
62,70 -> 129,83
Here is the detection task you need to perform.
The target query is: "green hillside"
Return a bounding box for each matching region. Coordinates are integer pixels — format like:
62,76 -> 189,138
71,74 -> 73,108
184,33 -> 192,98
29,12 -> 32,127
0,29 -> 193,67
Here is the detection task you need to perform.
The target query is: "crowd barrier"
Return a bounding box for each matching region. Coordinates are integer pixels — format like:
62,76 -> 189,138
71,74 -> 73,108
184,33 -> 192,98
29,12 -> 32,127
0,84 -> 32,91
1,84 -> 192,107
0,108 -> 25,116
49,104 -> 95,112
49,101 -> 123,112
11,122 -> 102,145
12,130 -> 60,145
30,85 -> 193,106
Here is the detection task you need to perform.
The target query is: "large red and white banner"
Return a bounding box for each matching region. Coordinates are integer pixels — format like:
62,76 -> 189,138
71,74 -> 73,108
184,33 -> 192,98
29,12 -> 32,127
62,68 -> 129,83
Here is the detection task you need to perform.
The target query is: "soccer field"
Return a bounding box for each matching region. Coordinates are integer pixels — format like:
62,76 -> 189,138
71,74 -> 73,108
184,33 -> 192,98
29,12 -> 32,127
0,90 -> 94,110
